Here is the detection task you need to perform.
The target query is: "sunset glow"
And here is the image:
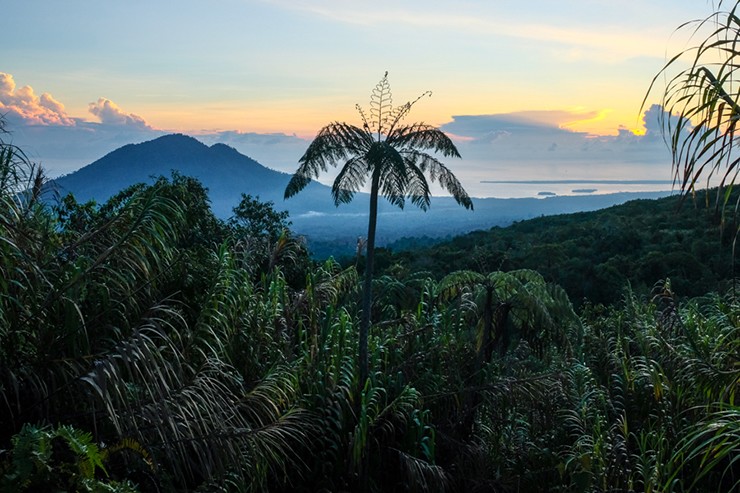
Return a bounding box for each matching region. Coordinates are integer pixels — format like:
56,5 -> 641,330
1,0 -> 716,190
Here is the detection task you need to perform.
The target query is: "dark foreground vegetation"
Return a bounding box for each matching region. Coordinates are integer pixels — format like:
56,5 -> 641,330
1,133 -> 739,491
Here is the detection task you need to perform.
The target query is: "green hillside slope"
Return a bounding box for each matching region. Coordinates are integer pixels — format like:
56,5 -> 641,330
383,191 -> 737,305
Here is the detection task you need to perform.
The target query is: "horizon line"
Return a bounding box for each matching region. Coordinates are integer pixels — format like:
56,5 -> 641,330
481,180 -> 675,185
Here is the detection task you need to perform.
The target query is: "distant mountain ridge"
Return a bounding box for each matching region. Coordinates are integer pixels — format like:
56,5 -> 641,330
49,133 -> 673,256
50,133 -> 334,217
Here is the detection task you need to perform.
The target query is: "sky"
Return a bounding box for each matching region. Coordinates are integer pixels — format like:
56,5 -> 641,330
0,0 -> 719,198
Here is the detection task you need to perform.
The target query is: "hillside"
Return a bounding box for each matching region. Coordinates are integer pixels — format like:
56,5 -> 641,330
382,190 -> 738,305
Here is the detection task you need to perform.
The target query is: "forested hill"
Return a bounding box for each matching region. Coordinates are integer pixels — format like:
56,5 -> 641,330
380,190 -> 738,306
48,133 -> 335,217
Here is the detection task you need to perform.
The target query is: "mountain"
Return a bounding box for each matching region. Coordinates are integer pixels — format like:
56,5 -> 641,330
49,133 -> 674,256
49,133 -> 334,217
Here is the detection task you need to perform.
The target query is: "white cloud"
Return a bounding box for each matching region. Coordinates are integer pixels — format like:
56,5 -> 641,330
0,72 -> 75,126
0,73 -> 161,174
88,97 -> 151,129
442,112 -> 583,140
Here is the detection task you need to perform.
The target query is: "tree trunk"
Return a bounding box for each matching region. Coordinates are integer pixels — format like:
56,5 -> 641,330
359,169 -> 381,389
492,302 -> 512,357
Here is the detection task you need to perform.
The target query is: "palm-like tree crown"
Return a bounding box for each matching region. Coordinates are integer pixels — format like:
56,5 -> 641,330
285,73 -> 473,211
285,73 -> 472,395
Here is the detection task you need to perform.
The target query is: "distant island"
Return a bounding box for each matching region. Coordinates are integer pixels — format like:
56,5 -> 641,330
481,179 -> 675,185
538,191 -> 557,196
572,188 -> 597,193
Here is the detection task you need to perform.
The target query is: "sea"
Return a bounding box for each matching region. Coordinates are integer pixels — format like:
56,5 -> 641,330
473,180 -> 676,199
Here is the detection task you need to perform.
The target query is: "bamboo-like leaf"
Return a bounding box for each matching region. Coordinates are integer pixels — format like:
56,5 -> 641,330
647,3 -> 740,209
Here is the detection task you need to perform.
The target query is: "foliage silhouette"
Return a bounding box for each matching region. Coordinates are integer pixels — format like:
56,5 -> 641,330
284,72 -> 473,389
647,0 -> 740,212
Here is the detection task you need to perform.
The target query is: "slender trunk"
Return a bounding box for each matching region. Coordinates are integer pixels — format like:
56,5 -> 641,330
358,169 -> 380,492
492,302 -> 512,357
360,169 -> 380,389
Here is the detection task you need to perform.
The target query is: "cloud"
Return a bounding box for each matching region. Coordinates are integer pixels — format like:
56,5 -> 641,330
88,97 -> 151,129
638,103 -> 694,142
7,120 -> 164,177
441,109 -> 614,136
442,111 -> 593,140
265,1 -> 675,62
642,104 -> 664,137
0,74 -> 161,174
0,72 -> 74,126
440,111 -> 600,159
436,107 -> 676,195
0,73 -> 151,132
441,107 -> 675,155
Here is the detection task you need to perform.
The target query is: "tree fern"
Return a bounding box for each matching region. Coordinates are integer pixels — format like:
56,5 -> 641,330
285,72 -> 472,391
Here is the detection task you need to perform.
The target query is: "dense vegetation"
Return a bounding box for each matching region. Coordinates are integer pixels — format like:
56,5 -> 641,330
379,192 -> 737,307
1,124 -> 739,492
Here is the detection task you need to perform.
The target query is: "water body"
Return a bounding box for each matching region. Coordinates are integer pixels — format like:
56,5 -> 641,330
479,180 -> 674,198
